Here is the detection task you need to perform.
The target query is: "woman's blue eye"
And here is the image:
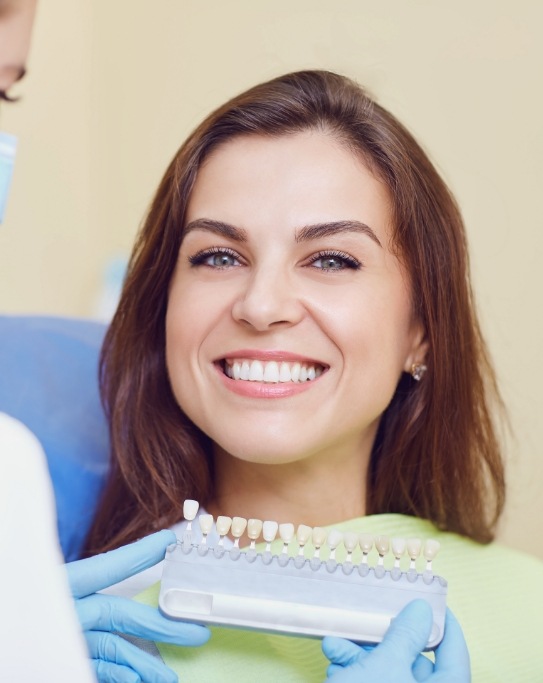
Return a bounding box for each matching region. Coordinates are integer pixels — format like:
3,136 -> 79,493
310,252 -> 361,271
314,256 -> 345,270
189,248 -> 241,268
207,252 -> 238,267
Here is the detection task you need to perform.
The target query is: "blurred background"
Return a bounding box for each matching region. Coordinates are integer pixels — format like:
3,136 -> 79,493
1,0 -> 541,558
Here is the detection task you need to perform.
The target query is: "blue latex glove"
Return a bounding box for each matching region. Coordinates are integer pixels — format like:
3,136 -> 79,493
66,529 -> 210,683
322,600 -> 470,682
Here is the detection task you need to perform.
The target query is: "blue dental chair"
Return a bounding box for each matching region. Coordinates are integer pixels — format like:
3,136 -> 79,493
0,315 -> 110,561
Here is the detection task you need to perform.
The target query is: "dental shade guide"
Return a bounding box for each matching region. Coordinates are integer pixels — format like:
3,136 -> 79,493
159,500 -> 447,649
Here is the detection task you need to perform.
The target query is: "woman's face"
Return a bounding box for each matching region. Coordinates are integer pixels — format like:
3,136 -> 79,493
166,131 -> 426,468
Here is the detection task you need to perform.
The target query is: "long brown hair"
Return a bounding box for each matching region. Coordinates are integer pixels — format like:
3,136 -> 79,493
84,70 -> 505,555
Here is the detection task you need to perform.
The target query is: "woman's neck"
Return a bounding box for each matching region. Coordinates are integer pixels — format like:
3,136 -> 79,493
207,433 -> 372,530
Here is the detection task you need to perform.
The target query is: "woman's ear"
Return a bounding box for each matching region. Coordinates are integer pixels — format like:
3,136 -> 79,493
403,323 -> 429,374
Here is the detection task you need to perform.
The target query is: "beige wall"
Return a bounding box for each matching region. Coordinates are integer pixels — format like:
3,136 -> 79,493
1,0 -> 542,558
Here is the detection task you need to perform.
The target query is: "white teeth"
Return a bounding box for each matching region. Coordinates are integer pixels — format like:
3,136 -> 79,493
240,361 -> 250,380
249,360 -> 264,381
224,358 -> 324,384
279,362 -> 291,382
263,361 -> 279,383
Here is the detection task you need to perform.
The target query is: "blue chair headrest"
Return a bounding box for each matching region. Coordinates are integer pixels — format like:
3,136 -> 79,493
0,315 -> 110,560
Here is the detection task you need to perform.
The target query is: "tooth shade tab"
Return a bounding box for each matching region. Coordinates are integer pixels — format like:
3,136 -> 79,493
424,539 -> 440,571
216,516 -> 232,537
198,514 -> 214,537
231,517 -> 247,548
374,536 -> 390,555
183,499 -> 199,522
296,524 -> 312,545
392,538 -> 406,559
407,538 -> 422,570
216,516 -> 232,547
392,538 -> 406,569
262,520 -> 279,543
424,539 -> 440,561
224,358 -> 325,384
247,519 -> 263,540
343,532 -> 358,562
359,533 -> 373,555
312,527 -> 327,549
279,523 -> 295,553
296,524 -> 312,556
247,519 -> 263,551
326,529 -> 343,561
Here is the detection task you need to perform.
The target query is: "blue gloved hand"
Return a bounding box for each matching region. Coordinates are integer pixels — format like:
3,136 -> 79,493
66,529 -> 210,683
322,600 -> 470,682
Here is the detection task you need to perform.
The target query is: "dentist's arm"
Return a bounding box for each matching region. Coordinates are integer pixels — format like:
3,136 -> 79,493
322,600 -> 470,683
66,530 -> 210,683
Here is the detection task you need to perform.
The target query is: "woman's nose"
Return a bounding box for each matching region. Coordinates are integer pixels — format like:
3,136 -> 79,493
231,267 -> 305,331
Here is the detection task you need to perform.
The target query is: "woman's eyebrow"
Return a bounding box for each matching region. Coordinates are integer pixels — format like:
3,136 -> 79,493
183,218 -> 381,247
296,221 -> 382,247
184,218 -> 248,242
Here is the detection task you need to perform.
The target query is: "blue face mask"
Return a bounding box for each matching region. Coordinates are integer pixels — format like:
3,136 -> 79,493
0,132 -> 18,224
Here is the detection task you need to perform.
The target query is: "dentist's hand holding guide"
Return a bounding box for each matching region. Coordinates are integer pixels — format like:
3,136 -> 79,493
322,601 -> 470,682
66,530 -> 210,683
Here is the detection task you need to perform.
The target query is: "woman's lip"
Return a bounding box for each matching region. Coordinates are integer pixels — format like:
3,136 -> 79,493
217,349 -> 327,365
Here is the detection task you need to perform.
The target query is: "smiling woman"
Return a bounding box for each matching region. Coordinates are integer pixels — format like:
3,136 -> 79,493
82,70 -> 543,681
87,70 -> 503,551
